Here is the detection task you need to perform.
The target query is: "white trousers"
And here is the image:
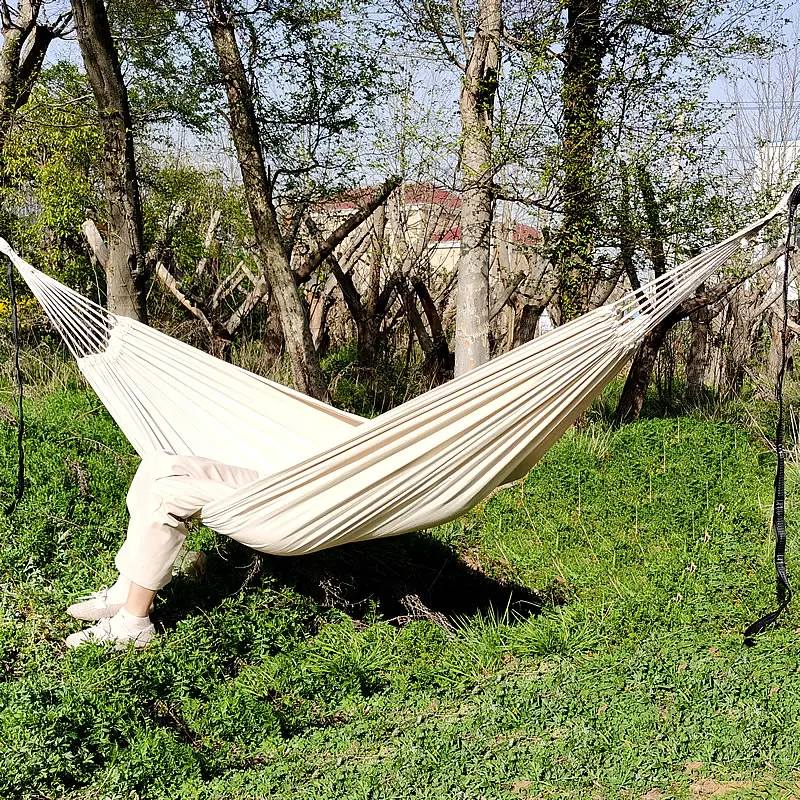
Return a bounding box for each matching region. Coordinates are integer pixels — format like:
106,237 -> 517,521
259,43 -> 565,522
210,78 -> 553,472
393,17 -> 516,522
115,451 -> 261,590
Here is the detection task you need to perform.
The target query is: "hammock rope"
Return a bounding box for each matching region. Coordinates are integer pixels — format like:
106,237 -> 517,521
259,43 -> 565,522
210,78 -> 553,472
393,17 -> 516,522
0,191 -> 793,563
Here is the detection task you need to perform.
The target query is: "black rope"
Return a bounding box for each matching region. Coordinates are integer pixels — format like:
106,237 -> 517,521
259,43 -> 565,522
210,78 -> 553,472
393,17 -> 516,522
5,257 -> 24,514
744,184 -> 800,641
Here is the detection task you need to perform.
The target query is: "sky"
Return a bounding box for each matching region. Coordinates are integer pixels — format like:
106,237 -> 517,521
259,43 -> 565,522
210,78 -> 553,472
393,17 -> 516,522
34,0 -> 800,203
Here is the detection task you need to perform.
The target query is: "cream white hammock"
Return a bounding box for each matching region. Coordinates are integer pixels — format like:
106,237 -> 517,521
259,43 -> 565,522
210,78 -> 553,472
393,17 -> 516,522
0,195 -> 789,556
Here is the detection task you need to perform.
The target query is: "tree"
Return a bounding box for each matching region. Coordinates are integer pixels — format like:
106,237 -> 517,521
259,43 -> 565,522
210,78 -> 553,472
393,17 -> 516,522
0,1 -> 69,158
1,64 -> 103,286
390,0 -> 503,375
454,0 -> 501,375
72,0 -> 147,322
507,0 -> 779,324
549,0 -> 602,322
614,243 -> 785,423
205,0 -> 329,400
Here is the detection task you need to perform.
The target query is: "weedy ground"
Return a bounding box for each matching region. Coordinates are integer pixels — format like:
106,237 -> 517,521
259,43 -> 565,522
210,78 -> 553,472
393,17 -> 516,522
1,363 -> 800,799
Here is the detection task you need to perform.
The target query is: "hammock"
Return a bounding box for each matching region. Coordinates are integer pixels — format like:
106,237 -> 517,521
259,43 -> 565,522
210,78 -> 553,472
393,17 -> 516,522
0,194 -> 790,557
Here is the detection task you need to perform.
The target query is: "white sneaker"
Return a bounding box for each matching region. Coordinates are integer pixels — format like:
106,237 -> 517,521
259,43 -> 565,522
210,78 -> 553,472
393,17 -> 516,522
65,612 -> 155,649
67,587 -> 124,621
67,587 -> 153,621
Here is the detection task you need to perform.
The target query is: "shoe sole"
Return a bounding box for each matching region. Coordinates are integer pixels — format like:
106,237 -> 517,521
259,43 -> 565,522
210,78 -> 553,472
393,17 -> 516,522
65,631 -> 155,649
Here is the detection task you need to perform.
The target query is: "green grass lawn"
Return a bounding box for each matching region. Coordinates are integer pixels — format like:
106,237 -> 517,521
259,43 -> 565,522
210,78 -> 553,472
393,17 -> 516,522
1,385 -> 800,799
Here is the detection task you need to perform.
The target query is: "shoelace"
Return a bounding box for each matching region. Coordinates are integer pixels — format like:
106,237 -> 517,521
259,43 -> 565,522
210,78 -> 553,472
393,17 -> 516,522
75,587 -> 110,608
86,617 -> 115,639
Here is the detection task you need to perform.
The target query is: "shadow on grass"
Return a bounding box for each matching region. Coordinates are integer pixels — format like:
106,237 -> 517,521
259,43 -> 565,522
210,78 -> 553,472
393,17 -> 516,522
159,533 -> 561,630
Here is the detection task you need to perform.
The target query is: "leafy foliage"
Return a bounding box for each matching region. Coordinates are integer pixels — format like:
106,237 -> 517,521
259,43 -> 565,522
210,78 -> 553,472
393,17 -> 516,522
1,372 -> 799,798
0,64 -> 103,293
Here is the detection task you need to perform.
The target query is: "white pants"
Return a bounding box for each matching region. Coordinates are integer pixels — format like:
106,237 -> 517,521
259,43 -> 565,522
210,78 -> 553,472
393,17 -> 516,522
115,451 -> 261,590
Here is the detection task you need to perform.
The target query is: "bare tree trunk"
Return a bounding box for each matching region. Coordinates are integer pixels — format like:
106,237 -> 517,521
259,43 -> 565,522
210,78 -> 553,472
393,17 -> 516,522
614,247 -> 784,423
454,0 -> 500,376
362,204 -> 386,362
206,0 -> 328,401
72,0 -> 147,322
305,215 -> 380,366
766,309 -> 785,382
413,278 -> 453,379
764,252 -> 799,383
686,301 -> 712,401
512,304 -> 544,347
263,292 -> 285,366
614,317 -> 673,425
720,246 -> 786,396
0,8 -> 29,149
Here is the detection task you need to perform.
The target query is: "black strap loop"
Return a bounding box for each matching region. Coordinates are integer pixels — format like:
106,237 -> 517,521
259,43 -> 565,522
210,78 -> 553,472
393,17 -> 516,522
5,256 -> 24,514
744,185 -> 800,641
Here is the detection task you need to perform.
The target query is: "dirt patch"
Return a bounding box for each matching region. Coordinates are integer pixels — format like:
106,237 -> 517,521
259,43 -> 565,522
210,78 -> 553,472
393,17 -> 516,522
689,778 -> 751,797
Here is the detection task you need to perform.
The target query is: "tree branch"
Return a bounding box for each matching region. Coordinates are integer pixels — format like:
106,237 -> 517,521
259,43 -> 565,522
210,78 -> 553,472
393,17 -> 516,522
489,271 -> 525,320
299,175 -> 400,281
194,208 -> 222,279
81,218 -> 110,269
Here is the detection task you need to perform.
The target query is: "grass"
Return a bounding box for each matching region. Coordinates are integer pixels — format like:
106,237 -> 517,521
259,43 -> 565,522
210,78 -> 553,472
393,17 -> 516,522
1,374 -> 800,798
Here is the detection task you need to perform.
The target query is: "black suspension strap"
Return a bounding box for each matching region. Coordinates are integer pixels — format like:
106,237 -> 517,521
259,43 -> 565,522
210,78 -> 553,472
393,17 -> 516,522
4,256 -> 24,514
744,184 -> 800,641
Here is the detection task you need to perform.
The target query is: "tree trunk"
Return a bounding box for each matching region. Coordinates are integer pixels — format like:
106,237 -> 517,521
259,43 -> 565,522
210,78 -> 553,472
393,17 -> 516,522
454,0 -> 501,376
0,1 -> 63,155
263,292 -> 285,367
766,309 -> 785,382
718,246 -> 786,397
206,0 -> 328,401
635,165 -> 668,278
72,0 -> 147,322
614,317 -> 674,425
613,247 -> 783,422
414,278 -> 453,379
512,304 -> 544,347
552,0 -> 604,322
0,16 -> 26,152
686,301 -> 712,402
617,161 -> 640,292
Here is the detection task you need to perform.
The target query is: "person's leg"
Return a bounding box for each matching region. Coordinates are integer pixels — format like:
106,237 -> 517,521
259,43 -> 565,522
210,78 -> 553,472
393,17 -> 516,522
125,583 -> 158,617
67,452 -> 260,647
67,452 -> 192,621
115,456 -> 261,591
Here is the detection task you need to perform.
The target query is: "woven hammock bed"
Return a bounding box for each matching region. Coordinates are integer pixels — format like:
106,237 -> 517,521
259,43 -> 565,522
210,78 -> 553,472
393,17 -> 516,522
0,192 -> 791,558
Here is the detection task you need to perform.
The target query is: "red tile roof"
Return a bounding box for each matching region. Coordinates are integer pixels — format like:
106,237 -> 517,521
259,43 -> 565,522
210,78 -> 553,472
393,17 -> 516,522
513,223 -> 540,245
319,183 -> 541,246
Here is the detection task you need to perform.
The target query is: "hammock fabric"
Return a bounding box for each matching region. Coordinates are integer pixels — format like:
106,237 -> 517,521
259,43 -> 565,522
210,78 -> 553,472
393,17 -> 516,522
0,194 -> 790,557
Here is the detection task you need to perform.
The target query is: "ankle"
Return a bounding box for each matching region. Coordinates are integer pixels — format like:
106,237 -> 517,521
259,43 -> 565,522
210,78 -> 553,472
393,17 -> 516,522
122,601 -> 151,619
117,607 -> 151,631
124,582 -> 158,618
